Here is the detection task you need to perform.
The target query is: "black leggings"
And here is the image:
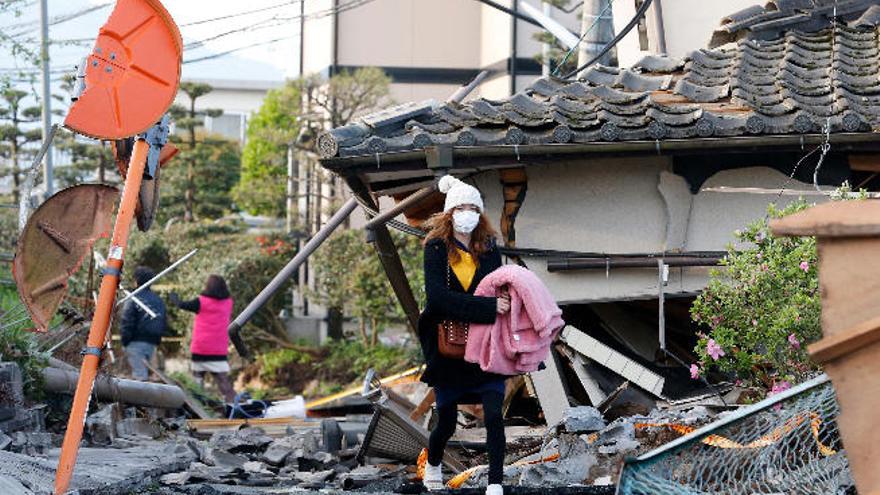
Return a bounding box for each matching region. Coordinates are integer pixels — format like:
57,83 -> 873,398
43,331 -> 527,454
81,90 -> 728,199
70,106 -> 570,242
428,391 -> 506,485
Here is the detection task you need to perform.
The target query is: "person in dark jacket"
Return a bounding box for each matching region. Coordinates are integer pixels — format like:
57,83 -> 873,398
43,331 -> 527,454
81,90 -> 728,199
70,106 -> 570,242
419,175 -> 510,495
170,274 -> 235,402
120,266 -> 167,381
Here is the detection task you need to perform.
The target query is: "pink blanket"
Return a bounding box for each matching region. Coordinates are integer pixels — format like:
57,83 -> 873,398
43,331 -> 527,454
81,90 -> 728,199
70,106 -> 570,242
464,265 -> 564,375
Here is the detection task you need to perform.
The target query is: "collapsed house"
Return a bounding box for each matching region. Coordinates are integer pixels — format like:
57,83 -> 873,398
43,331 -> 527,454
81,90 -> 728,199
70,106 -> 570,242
317,1 -> 880,416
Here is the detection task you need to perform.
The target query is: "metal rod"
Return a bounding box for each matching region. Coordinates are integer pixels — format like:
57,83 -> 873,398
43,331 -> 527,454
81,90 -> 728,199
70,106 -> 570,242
547,256 -> 722,271
363,184 -> 437,232
92,251 -> 156,318
228,197 -> 358,358
116,249 -> 199,305
119,288 -> 157,319
19,123 -> 58,232
658,259 -> 666,351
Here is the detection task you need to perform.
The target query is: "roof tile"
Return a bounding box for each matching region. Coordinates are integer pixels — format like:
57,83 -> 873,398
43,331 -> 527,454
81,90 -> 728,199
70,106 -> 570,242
318,2 -> 880,159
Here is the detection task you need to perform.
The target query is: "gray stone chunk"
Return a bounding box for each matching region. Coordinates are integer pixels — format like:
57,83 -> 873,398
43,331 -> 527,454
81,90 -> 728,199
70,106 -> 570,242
518,434 -> 596,486
561,406 -> 606,433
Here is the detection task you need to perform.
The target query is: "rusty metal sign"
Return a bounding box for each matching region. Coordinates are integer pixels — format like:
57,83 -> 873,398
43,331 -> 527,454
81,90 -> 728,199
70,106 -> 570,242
13,184 -> 119,330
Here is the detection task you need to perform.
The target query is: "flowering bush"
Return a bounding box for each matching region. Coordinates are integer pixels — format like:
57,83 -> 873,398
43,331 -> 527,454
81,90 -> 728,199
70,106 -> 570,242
690,200 -> 821,394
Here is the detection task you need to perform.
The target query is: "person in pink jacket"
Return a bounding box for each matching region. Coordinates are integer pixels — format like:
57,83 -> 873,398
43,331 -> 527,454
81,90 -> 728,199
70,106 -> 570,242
170,274 -> 235,402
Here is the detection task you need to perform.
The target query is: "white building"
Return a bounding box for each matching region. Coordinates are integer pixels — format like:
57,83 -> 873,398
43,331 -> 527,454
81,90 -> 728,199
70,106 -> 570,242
172,78 -> 284,143
612,0 -> 758,68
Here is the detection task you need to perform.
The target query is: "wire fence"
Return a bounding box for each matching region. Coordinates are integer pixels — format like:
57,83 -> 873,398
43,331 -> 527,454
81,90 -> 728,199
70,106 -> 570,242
618,374 -> 853,495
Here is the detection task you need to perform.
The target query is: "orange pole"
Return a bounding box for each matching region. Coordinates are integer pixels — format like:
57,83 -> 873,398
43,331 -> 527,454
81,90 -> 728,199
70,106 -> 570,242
54,139 -> 149,495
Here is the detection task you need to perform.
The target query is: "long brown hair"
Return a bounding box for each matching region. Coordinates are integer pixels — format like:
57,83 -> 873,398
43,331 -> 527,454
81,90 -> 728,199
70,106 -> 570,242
423,210 -> 498,265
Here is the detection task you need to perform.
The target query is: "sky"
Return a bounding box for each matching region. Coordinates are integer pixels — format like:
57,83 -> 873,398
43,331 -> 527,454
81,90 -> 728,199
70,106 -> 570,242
0,0 -> 302,87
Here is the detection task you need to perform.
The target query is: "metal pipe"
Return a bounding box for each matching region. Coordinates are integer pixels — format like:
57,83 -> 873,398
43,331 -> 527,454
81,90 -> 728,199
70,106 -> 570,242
116,249 -> 199,305
228,197 -> 359,358
43,367 -> 186,409
364,184 -> 436,232
547,256 -> 721,271
19,123 -> 58,232
448,71 -> 489,104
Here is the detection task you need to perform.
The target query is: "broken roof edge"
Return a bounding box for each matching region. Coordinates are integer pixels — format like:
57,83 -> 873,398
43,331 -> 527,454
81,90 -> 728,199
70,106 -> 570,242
319,131 -> 880,174
770,199 -> 880,237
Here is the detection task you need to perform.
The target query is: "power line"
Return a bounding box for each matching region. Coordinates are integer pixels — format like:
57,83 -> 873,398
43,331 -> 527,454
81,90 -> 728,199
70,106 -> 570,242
180,1 -> 296,27
5,3 -> 112,38
183,36 -> 296,64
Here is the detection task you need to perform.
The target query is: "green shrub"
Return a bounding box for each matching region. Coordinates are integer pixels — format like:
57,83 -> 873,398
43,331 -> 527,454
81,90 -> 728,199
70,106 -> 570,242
0,285 -> 48,400
691,192 -> 864,395
259,348 -> 313,381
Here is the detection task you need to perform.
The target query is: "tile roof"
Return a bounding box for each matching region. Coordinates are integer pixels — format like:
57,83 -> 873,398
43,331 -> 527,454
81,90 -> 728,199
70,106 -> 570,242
318,2 -> 880,159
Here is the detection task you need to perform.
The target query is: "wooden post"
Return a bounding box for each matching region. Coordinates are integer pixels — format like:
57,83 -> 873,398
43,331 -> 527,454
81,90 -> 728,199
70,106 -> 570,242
770,200 -> 880,495
347,179 -> 421,336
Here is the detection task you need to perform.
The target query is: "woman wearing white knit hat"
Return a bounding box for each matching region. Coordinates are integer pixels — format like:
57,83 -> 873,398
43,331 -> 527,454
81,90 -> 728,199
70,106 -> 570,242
418,175 -> 510,495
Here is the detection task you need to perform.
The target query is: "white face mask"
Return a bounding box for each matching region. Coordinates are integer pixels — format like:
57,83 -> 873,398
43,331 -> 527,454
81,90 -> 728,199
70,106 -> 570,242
452,210 -> 480,234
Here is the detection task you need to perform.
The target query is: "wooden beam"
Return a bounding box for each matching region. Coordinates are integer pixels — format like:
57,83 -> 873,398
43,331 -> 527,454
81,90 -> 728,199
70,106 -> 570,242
849,153 -> 880,172
347,178 -> 421,335
527,348 -> 569,426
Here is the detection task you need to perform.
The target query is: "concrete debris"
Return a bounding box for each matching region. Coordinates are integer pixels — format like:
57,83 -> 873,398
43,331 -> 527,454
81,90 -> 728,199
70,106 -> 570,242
9,431 -> 52,456
519,434 -> 596,486
561,406 -> 606,433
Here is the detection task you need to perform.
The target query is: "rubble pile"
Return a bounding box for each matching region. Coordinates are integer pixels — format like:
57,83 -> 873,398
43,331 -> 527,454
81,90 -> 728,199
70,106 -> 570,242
0,354 -> 735,495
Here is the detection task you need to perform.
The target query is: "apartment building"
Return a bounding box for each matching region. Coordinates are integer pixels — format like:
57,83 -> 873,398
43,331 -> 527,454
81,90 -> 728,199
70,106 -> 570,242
297,0 -> 581,101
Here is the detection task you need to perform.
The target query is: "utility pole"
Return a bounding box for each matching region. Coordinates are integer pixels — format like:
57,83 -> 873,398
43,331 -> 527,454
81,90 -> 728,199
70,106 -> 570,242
286,144 -> 297,234
39,0 -> 54,197
577,0 -> 613,76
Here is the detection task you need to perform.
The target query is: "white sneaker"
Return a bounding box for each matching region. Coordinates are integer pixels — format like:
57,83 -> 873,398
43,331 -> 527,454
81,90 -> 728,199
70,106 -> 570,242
486,484 -> 503,495
423,463 -> 444,491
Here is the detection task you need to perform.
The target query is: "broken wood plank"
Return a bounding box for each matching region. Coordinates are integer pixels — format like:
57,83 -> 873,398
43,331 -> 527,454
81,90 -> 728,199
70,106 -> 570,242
450,425 -> 547,445
556,344 -> 607,407
502,376 -> 526,418
409,389 -> 435,423
527,348 -> 569,427
142,360 -> 212,419
561,326 -> 665,397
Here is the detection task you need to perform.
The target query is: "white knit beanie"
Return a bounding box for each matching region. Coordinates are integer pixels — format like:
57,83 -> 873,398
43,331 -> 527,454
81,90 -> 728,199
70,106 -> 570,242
438,175 -> 483,212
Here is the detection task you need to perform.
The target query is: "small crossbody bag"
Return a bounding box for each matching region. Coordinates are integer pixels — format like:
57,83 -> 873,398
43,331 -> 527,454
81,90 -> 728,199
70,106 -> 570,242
437,263 -> 469,359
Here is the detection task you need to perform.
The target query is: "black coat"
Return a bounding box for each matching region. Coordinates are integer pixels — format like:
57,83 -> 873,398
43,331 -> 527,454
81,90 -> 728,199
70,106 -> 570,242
119,288 -> 167,347
418,238 -> 506,388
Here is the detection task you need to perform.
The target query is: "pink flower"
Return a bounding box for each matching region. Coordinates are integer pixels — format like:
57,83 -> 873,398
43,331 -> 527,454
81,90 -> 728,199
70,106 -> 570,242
690,364 -> 700,380
770,381 -> 791,396
788,333 -> 801,349
706,339 -> 725,361
752,319 -> 758,327
799,261 -> 809,272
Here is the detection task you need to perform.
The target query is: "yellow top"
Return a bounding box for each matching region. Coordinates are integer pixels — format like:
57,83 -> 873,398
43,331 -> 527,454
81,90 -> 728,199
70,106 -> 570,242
450,247 -> 477,291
